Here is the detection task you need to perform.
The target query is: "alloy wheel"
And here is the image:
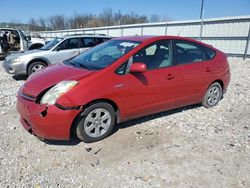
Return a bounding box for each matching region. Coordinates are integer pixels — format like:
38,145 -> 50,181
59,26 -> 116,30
83,108 -> 112,138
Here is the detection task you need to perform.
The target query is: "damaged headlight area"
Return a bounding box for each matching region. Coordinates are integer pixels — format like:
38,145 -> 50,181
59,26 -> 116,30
40,80 -> 78,105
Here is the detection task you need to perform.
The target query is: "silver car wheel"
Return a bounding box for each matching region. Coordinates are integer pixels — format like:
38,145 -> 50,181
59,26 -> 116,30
83,108 -> 112,138
31,64 -> 45,73
206,85 -> 221,106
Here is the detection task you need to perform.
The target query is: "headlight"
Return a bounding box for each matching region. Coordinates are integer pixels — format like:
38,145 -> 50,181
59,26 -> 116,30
40,80 -> 78,105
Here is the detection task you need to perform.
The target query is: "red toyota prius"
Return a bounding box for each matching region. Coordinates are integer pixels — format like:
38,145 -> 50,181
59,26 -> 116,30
16,36 -> 230,142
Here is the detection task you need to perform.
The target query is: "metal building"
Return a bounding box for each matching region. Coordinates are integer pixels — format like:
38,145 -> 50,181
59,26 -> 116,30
36,16 -> 250,58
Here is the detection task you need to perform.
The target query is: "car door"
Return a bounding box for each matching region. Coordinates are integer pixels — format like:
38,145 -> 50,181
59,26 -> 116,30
173,40 -> 214,106
119,40 -> 180,118
17,29 -> 29,51
49,38 -> 80,64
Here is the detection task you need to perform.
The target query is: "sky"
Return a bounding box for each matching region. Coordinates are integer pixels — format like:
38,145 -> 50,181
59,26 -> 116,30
0,0 -> 249,23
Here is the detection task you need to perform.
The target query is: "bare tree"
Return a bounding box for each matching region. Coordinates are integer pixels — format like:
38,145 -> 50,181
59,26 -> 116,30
86,19 -> 103,28
114,10 -> 122,25
28,18 -> 38,31
162,16 -> 173,22
99,8 -> 114,26
69,13 -> 95,29
150,14 -> 160,23
38,17 -> 47,31
49,15 -> 66,30
23,8 -> 169,31
121,12 -> 148,25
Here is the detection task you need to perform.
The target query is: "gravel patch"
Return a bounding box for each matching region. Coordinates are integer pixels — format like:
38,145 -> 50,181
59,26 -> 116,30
0,69 -> 24,115
0,58 -> 249,187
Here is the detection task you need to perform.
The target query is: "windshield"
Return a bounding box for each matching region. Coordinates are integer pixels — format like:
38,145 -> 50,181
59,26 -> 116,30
65,40 -> 141,70
40,37 -> 63,50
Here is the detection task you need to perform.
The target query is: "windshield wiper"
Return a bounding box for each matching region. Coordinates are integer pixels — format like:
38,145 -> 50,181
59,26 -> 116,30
68,61 -> 90,69
77,63 -> 90,69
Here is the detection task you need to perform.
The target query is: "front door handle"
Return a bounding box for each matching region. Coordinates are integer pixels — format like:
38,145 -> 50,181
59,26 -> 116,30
166,74 -> 175,80
114,83 -> 124,88
206,67 -> 212,73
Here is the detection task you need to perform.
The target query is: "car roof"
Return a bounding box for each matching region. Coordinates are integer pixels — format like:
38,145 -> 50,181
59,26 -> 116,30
113,35 -> 214,49
115,35 -> 160,42
63,34 -> 112,39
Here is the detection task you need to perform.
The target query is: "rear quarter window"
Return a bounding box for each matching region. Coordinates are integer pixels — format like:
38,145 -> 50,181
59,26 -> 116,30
204,47 -> 216,60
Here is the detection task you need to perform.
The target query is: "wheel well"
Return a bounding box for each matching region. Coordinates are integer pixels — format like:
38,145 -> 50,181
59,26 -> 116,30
213,79 -> 224,91
69,99 -> 120,139
29,43 -> 44,50
27,59 -> 48,73
84,99 -> 118,112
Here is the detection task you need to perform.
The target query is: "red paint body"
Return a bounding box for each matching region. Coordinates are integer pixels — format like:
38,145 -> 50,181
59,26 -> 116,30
16,36 -> 230,140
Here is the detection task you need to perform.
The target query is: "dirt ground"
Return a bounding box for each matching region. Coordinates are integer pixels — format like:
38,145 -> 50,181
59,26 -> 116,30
0,58 -> 249,187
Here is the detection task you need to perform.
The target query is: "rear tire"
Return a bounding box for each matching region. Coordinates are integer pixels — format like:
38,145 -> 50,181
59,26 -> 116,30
202,82 -> 222,108
27,61 -> 47,76
76,102 -> 116,143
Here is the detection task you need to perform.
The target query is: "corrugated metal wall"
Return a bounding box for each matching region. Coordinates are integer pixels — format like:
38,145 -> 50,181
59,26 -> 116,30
36,16 -> 250,58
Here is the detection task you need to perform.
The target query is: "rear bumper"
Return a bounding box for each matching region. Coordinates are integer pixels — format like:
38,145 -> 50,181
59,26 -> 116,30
16,95 -> 80,140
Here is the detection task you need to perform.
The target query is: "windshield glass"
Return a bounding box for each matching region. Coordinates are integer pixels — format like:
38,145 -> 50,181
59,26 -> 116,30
40,37 -> 63,50
65,40 -> 141,70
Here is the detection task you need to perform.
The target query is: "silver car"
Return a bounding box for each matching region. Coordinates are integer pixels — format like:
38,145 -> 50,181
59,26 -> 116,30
3,34 -> 111,76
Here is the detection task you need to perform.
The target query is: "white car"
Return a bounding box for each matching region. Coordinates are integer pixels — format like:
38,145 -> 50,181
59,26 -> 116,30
27,33 -> 46,50
0,28 -> 46,60
0,28 -> 30,60
3,34 -> 111,76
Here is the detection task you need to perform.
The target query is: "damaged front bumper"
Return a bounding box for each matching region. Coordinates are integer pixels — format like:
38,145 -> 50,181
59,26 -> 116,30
16,94 -> 80,140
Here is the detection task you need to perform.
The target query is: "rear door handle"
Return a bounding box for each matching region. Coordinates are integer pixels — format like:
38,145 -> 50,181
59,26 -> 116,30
166,74 -> 175,80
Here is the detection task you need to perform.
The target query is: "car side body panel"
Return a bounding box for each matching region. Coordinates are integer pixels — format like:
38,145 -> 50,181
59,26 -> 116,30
16,35 -> 231,140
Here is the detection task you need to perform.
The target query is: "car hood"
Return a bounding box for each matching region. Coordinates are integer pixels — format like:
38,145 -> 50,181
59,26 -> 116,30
6,49 -> 41,60
31,38 -> 46,45
21,63 -> 95,97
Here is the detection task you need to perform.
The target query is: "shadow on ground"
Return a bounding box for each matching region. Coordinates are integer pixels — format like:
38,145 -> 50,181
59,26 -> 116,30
117,104 -> 201,130
43,138 -> 82,146
12,75 -> 27,81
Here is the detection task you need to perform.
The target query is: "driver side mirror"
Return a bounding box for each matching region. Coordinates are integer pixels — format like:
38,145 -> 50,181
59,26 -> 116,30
130,62 -> 147,73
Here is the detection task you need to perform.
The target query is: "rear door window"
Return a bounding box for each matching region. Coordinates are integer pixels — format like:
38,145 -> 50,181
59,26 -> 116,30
175,40 -> 206,65
57,38 -> 79,50
80,38 -> 96,48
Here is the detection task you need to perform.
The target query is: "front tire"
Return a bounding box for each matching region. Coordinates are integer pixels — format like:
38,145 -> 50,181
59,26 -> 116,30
76,102 -> 116,143
27,61 -> 47,76
202,82 -> 223,108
